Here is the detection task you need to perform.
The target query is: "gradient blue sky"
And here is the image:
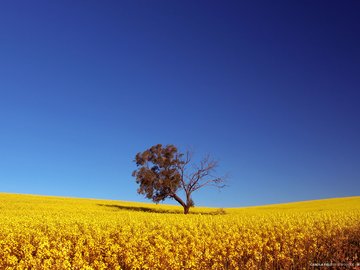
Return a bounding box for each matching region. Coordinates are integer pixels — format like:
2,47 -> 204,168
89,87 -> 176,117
1,1 -> 359,207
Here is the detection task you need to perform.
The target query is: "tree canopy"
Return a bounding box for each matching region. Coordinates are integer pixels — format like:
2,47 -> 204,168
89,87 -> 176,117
132,144 -> 225,214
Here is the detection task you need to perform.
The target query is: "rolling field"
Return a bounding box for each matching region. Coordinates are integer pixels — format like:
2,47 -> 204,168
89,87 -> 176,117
0,193 -> 359,269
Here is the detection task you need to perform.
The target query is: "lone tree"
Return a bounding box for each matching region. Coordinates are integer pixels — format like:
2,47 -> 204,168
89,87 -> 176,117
132,144 -> 226,214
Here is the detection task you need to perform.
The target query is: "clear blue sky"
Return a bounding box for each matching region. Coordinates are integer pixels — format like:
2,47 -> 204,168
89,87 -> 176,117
1,1 -> 359,207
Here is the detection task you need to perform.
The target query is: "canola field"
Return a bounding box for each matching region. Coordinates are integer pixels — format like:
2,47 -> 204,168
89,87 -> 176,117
0,193 -> 359,270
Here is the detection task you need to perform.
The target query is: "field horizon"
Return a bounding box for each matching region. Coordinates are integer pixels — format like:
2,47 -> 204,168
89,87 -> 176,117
1,191 -> 358,210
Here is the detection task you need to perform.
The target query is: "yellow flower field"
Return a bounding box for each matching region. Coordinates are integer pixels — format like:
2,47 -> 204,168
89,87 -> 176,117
0,193 -> 359,269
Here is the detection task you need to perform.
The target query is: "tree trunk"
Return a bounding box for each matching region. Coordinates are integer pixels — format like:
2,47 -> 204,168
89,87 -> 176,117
171,193 -> 192,214
184,193 -> 192,214
183,205 -> 190,214
171,193 -> 188,214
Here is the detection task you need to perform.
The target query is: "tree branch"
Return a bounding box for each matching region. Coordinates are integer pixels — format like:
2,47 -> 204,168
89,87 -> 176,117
170,193 -> 186,208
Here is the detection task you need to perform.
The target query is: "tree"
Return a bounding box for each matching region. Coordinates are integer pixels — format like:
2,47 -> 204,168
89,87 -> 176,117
132,144 -> 226,214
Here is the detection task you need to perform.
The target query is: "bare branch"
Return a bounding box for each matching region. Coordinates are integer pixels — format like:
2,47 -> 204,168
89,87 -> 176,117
178,150 -> 192,190
192,177 -> 226,191
186,155 -> 225,193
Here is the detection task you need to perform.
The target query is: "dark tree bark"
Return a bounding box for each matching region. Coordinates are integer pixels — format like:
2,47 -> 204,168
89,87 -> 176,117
184,205 -> 190,214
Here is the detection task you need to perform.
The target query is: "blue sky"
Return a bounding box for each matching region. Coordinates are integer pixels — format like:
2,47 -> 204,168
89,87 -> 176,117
1,1 -> 359,207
